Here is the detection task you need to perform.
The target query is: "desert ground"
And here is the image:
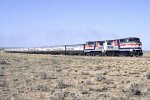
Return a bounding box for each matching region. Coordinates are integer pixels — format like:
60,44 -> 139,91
0,52 -> 150,100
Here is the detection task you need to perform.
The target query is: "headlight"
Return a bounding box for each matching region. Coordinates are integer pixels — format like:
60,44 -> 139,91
130,49 -> 133,51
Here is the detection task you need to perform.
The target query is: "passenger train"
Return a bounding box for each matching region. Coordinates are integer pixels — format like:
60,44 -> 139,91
5,37 -> 143,56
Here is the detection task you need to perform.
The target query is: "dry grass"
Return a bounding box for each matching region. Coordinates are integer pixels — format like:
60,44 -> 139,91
0,52 -> 150,100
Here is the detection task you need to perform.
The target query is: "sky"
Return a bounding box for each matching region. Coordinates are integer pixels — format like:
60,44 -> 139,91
0,0 -> 150,50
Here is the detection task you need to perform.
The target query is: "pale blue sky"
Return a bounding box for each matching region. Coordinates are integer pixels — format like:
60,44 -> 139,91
0,0 -> 150,50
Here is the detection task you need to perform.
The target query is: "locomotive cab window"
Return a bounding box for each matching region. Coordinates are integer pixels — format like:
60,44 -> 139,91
128,38 -> 134,42
128,38 -> 141,43
120,39 -> 126,43
87,42 -> 94,45
99,41 -> 104,46
100,42 -> 103,45
107,42 -> 112,45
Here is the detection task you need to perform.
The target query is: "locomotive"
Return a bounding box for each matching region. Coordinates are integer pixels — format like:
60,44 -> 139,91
5,37 -> 143,56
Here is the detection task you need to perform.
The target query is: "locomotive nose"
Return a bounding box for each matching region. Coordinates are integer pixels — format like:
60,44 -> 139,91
134,43 -> 142,48
138,43 -> 142,46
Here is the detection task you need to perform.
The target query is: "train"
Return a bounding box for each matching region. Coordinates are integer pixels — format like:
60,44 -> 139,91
5,37 -> 143,56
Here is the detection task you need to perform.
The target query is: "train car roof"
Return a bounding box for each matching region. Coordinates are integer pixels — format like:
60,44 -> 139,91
65,44 -> 85,46
46,44 -> 85,47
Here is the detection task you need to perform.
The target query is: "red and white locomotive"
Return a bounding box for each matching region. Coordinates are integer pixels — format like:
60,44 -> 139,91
5,37 -> 143,56
84,37 -> 143,56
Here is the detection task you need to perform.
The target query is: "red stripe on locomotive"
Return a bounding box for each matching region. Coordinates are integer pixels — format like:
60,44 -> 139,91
120,43 -> 141,46
114,40 -> 118,46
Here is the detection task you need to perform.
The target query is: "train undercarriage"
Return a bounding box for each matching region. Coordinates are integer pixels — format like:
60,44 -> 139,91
6,50 -> 143,57
84,50 -> 143,57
